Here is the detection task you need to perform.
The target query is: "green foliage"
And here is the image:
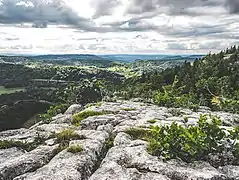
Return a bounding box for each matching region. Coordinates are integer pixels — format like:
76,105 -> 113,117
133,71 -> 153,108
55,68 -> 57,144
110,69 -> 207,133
39,103 -> 68,123
126,115 -> 239,164
153,88 -> 199,110
147,119 -> 157,124
0,140 -> 29,150
72,110 -> 114,126
0,133 -> 46,151
67,145 -> 83,153
116,46 -> 239,113
54,129 -> 85,152
104,136 -> 115,150
168,109 -> 183,116
96,101 -> 103,107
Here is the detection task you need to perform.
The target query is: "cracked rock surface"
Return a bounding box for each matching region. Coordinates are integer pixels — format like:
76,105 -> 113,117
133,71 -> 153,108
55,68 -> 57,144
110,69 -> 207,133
0,101 -> 238,180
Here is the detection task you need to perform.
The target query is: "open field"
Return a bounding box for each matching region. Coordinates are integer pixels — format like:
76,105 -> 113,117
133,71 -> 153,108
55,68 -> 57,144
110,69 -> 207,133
0,86 -> 25,95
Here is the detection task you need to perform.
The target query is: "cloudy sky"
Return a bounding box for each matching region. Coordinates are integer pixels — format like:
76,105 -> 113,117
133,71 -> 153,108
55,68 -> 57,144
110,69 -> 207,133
0,0 -> 238,54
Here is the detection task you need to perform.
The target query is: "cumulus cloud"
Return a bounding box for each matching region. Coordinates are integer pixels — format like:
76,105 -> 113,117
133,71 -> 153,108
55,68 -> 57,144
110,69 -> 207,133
0,0 -> 238,54
167,43 -> 187,50
0,0 -> 94,30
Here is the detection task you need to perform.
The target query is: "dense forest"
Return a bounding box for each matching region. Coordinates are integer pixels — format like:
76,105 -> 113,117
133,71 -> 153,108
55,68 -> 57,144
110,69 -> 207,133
0,62 -> 124,131
117,46 -> 239,113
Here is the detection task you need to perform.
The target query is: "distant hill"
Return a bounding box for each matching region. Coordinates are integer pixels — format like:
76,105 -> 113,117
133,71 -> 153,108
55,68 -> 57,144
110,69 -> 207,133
99,54 -> 205,62
0,54 -> 205,65
28,54 -> 105,61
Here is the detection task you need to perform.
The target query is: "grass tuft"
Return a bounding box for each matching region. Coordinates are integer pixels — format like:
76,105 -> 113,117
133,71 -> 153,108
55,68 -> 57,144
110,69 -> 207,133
120,108 -> 136,111
72,110 -> 114,126
55,129 -> 84,143
67,145 -> 83,153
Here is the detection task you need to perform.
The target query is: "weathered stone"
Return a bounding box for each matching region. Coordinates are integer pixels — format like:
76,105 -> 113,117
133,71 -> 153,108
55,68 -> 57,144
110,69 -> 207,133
0,145 -> 58,180
64,104 -> 83,115
15,130 -> 109,180
50,114 -> 72,124
0,148 -> 24,164
97,124 -> 114,134
219,165 -> 239,179
114,132 -> 132,146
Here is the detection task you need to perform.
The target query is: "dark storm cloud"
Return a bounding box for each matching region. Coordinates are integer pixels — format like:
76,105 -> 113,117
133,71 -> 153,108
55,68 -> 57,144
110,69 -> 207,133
0,0 -> 94,30
225,0 -> 239,14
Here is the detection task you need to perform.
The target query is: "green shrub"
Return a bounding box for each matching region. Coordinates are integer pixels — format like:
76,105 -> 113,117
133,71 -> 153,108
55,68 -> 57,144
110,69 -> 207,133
72,110 -> 113,126
147,119 -> 157,124
67,145 -> 83,153
40,104 -> 68,124
126,115 -> 239,164
148,115 -> 239,163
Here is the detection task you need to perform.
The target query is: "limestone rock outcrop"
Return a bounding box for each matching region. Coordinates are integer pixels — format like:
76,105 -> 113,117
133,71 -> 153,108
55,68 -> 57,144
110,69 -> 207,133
0,101 -> 238,180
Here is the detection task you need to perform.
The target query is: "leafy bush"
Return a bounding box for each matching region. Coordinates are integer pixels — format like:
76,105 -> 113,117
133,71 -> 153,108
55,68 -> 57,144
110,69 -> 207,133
72,110 -> 114,126
126,115 -> 239,165
40,103 -> 68,123
67,145 -> 83,153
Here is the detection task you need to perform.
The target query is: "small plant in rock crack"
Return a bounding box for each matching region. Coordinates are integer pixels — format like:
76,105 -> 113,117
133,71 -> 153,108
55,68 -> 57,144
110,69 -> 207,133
125,128 -> 152,141
168,108 -> 183,117
183,117 -> 189,125
55,129 -> 84,143
147,119 -> 157,124
67,145 -> 83,153
0,134 -> 46,152
120,108 -> 136,111
0,140 -> 29,150
72,110 -> 114,126
54,129 -> 85,152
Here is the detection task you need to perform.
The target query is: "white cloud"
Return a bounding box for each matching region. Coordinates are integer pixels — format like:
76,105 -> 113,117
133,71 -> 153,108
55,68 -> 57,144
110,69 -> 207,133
0,0 -> 238,54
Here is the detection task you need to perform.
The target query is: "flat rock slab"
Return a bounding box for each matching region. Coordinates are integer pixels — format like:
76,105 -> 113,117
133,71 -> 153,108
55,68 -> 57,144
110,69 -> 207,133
0,145 -> 58,180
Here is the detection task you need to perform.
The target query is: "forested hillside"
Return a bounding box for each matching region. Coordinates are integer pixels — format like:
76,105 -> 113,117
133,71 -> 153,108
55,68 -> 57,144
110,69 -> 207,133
117,46 -> 239,113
